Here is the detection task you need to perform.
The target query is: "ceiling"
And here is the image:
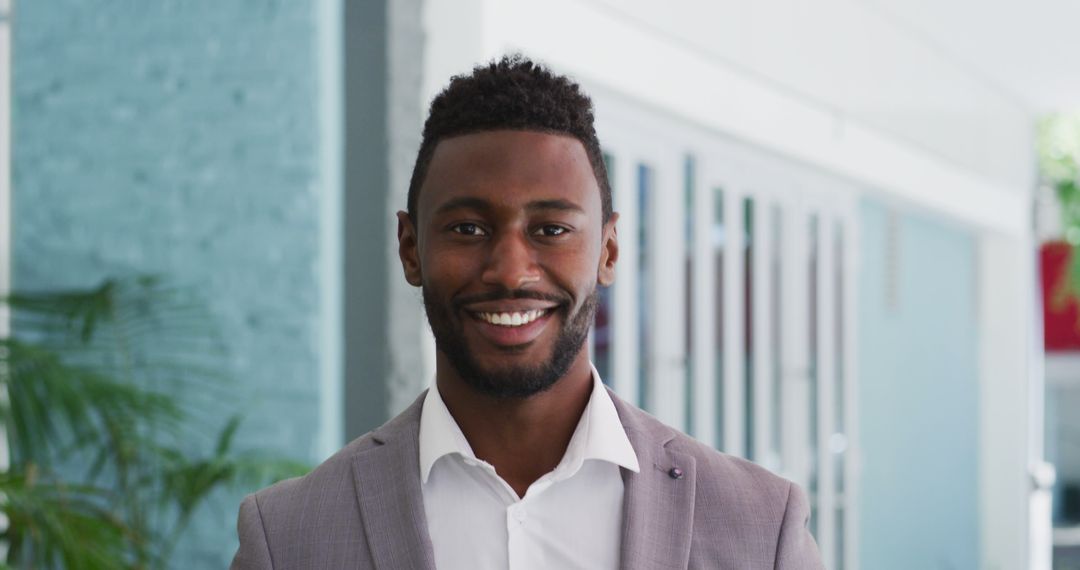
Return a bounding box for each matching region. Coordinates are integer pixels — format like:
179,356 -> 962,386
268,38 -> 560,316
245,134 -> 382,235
868,0 -> 1080,113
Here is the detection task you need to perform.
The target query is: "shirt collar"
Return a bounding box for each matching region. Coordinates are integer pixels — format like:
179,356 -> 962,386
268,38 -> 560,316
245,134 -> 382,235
418,364 -> 640,485
418,380 -> 477,484
574,364 -> 640,475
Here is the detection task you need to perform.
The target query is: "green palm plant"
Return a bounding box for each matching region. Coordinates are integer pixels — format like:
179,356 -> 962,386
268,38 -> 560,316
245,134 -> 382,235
0,276 -> 309,568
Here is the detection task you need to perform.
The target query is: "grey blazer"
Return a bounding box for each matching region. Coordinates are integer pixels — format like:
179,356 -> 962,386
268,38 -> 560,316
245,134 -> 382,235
231,389 -> 824,569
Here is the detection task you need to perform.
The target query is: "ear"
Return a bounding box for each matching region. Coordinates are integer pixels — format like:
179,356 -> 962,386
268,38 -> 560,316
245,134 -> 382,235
397,211 -> 423,287
598,212 -> 619,287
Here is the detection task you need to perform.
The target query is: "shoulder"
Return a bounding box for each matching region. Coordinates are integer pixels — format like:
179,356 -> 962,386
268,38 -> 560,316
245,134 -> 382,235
612,395 -> 793,513
669,431 -> 821,568
242,391 -> 426,525
248,432 -> 380,518
668,430 -> 793,510
237,431 -> 384,546
613,402 -> 820,565
231,432 -> 387,568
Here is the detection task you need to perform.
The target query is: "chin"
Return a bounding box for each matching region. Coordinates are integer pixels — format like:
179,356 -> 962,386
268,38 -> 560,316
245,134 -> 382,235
468,360 -> 557,396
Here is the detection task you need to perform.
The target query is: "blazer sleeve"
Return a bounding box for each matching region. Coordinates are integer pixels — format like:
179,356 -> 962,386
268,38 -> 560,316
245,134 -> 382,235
775,482 -> 826,570
230,494 -> 274,570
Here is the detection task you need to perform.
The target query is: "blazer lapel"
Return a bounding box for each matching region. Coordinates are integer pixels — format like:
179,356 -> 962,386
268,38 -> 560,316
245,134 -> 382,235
611,392 -> 697,570
351,394 -> 437,570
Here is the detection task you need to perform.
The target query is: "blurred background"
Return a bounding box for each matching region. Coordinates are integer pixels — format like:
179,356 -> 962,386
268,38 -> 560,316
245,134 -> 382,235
2,0 -> 1080,568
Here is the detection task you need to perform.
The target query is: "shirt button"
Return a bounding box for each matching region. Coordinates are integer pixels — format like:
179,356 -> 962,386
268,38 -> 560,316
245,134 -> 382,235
514,508 -> 527,523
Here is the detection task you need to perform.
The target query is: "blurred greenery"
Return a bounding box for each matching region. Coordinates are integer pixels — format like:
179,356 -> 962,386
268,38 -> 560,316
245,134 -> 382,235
0,276 -> 310,569
1039,112 -> 1080,310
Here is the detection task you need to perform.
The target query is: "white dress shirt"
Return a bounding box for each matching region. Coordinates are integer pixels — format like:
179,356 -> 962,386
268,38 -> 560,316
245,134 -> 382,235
419,366 -> 640,570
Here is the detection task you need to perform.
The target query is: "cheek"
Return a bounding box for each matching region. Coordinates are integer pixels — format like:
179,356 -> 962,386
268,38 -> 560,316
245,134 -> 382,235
422,248 -> 480,290
542,246 -> 602,296
573,236 -> 605,275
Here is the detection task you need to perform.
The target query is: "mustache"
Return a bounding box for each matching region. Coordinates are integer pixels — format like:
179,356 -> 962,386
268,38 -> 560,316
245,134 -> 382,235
452,289 -> 570,309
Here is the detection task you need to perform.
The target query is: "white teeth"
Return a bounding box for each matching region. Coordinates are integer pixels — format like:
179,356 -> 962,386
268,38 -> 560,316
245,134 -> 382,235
477,309 -> 547,327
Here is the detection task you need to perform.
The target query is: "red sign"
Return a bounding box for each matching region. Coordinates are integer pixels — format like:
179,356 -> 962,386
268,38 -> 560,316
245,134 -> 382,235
1042,241 -> 1080,351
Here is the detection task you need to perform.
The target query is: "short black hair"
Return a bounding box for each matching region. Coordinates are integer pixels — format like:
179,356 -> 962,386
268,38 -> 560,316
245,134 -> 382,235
406,55 -> 612,224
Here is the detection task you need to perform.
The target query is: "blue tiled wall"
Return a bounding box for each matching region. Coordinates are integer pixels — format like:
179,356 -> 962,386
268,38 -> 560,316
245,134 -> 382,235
857,198 -> 980,569
13,1 -> 330,565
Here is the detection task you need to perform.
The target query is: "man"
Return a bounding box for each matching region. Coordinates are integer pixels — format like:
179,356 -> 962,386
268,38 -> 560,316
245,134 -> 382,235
232,55 -> 824,570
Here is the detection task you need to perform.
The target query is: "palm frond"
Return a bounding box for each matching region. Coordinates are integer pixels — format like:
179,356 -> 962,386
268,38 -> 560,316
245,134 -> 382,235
0,339 -> 182,468
0,472 -> 134,570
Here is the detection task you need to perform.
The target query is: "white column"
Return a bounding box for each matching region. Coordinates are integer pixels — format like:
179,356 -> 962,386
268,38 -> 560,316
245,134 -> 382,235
422,0 -> 489,107
0,0 -> 12,526
979,233 -> 1039,570
0,0 -> 10,333
386,0 -> 435,417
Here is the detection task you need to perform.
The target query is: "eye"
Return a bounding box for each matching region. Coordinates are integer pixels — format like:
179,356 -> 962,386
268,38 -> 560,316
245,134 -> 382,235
451,222 -> 487,236
535,225 -> 569,237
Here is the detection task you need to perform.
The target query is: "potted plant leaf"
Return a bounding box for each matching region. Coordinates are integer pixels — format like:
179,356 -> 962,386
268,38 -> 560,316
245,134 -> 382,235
0,276 -> 309,568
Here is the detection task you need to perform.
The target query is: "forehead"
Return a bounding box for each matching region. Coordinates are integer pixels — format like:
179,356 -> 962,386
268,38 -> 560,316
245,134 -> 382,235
418,130 -> 601,217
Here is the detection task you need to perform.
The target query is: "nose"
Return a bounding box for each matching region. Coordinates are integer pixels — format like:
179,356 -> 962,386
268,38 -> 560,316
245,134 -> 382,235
481,230 -> 541,290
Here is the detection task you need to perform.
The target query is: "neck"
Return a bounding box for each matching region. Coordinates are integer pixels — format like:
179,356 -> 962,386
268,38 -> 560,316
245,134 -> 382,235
435,351 -> 594,498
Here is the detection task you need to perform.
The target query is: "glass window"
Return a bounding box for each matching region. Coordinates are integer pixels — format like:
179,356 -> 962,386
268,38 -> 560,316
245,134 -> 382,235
713,187 -> 725,448
833,220 -> 847,569
771,204 -> 784,465
684,156 -> 696,431
638,164 -> 653,411
808,213 -> 820,536
743,197 -> 755,458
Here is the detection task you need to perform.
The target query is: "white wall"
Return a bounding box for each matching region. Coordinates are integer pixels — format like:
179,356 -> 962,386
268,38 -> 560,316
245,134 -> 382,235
980,235 -> 1039,570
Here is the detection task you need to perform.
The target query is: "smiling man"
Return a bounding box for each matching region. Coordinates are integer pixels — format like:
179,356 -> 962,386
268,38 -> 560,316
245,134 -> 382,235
231,56 -> 824,570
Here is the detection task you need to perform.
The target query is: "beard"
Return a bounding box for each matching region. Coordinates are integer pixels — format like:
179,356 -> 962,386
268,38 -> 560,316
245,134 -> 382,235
422,285 -> 599,399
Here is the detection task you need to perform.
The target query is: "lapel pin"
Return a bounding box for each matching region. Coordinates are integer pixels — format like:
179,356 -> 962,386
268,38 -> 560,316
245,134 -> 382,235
668,467 -> 684,480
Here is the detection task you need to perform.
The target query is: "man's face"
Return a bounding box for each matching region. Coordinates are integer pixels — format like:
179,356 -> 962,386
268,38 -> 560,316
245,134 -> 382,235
398,130 -> 618,399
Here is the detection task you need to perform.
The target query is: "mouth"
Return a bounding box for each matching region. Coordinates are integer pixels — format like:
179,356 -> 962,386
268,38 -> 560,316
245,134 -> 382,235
471,308 -> 552,327
463,306 -> 560,348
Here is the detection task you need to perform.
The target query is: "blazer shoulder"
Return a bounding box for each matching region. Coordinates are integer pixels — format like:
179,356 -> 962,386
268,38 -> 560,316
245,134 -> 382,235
611,393 -> 794,514
611,398 -> 820,565
249,431 -> 380,520
248,390 -> 426,519
671,434 -> 824,568
232,431 -> 396,569
669,432 -> 793,509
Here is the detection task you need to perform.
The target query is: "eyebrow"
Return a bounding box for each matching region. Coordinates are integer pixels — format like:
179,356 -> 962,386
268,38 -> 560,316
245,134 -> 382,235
433,197 -> 585,216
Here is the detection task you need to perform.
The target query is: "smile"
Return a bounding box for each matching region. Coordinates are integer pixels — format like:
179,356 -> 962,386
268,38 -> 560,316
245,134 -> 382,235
472,308 -> 550,327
